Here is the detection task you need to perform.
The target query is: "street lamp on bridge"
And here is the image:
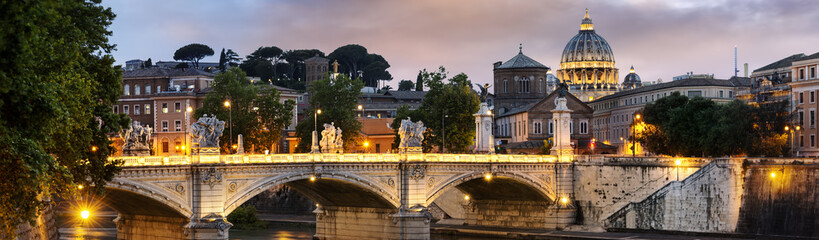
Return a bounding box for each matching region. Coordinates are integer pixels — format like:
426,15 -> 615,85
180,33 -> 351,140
224,99 -> 232,154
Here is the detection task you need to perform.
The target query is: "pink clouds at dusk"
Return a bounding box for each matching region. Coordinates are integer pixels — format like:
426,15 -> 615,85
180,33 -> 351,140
104,0 -> 819,89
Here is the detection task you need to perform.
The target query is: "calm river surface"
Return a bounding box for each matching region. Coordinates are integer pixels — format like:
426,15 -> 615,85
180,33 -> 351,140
58,221 -> 489,240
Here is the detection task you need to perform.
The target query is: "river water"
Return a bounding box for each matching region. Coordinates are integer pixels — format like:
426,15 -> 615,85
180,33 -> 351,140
58,221 -> 487,240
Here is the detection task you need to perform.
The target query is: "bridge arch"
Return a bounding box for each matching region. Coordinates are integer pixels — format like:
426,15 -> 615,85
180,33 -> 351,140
224,172 -> 400,215
99,178 -> 192,218
426,171 -> 556,206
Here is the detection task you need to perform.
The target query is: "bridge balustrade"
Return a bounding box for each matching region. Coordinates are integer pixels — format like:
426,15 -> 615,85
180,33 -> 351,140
110,153 -> 560,167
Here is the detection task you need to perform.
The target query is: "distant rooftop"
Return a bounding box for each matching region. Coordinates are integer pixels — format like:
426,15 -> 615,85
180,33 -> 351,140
591,77 -> 750,103
754,53 -> 808,72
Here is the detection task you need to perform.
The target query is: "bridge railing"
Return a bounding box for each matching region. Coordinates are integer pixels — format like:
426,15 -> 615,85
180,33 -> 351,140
110,153 -> 561,167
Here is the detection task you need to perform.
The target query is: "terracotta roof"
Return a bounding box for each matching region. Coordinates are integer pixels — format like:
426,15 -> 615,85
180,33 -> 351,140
359,118 -> 394,136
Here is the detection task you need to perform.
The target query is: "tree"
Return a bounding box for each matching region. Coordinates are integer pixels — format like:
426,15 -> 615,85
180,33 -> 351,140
0,0 -> 128,236
224,49 -> 241,68
398,80 -> 415,91
173,43 -> 214,69
640,92 -> 788,157
194,68 -> 294,153
144,58 -> 153,68
400,67 -> 480,153
282,49 -> 324,81
294,74 -> 364,152
415,71 -> 424,91
251,87 -> 295,153
218,48 -> 226,70
328,44 -> 393,88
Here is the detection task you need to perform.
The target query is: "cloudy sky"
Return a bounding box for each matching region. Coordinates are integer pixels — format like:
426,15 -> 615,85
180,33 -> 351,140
103,0 -> 819,90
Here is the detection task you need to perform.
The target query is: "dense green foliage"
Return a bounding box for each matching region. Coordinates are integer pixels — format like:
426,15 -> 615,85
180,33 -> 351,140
173,43 -> 214,68
328,44 -> 393,88
295,74 -> 364,152
640,92 -> 789,157
398,80 -> 415,91
391,67 -> 480,153
227,205 -> 267,230
240,47 -> 324,91
195,68 -> 295,153
217,48 -> 241,71
0,0 -> 128,236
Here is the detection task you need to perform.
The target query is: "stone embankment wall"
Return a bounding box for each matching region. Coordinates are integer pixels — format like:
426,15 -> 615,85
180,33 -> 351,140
605,159 -> 744,232
13,203 -> 58,240
464,200 -> 549,228
115,214 -> 188,239
315,206 -> 429,240
572,156 -> 705,226
736,159 -> 819,237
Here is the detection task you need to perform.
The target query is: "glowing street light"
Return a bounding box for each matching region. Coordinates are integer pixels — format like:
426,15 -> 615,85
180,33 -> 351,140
561,197 -> 569,204
187,106 -> 193,112
77,184 -> 83,190
484,173 -> 492,180
80,210 -> 90,219
464,195 -> 470,201
310,175 -> 317,182
770,172 -> 777,179
225,99 -> 233,153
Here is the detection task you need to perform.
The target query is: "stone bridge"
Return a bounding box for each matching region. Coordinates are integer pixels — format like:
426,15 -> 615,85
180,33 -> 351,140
102,153 -> 577,240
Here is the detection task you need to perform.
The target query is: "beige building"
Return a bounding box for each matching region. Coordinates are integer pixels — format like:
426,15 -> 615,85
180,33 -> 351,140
788,52 -> 819,157
589,77 -> 750,155
118,68 -> 301,156
495,90 -> 595,154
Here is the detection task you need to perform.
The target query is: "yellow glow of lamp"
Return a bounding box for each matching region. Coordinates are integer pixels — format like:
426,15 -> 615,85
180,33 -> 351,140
796,126 -> 801,131
77,184 -> 83,190
635,114 -> 641,120
224,100 -> 230,107
675,159 -> 682,166
484,173 -> 492,180
309,175 -> 316,182
317,109 -> 322,114
187,106 -> 193,112
561,197 -> 569,204
91,146 -> 97,152
357,105 -> 363,110
770,172 -> 777,178
364,141 -> 369,147
464,195 -> 470,201
80,210 -> 90,219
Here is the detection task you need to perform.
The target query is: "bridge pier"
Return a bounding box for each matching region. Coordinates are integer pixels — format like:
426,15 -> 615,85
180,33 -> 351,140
314,206 -> 429,240
114,214 -> 188,240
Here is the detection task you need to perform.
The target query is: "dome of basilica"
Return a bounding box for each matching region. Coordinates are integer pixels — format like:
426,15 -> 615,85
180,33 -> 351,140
560,9 -> 615,64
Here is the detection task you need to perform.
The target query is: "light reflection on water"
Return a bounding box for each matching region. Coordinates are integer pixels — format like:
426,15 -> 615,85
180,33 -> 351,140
58,224 -> 492,240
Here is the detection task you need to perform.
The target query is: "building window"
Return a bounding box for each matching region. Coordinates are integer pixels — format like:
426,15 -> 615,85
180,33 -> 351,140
162,103 -> 168,113
801,135 -> 804,147
145,104 -> 151,114
580,121 -> 588,134
134,105 -> 140,115
800,92 -> 804,103
533,121 -> 542,134
145,84 -> 151,94
175,102 -> 182,112
157,85 -> 161,93
812,91 -> 815,103
800,69 -> 805,80
799,111 -> 805,126
298,96 -> 304,103
162,139 -> 169,153
549,121 -> 554,135
811,67 -> 817,79
114,105 -> 119,114
687,90 -> 702,98
569,121 -> 574,134
124,84 -> 130,96
175,120 -> 182,132
503,79 -> 508,93
123,105 -> 129,115
134,84 -> 140,95
811,110 -> 815,127
162,120 -> 169,132
812,135 -> 815,148
719,90 -> 724,98
175,140 -> 182,153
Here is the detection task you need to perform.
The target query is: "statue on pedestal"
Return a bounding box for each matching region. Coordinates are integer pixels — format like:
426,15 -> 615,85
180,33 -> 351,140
396,118 -> 426,153
191,114 -> 225,155
121,121 -> 152,156
320,122 -> 343,153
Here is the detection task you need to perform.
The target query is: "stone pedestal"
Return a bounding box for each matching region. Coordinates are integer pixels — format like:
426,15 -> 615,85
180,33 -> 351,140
473,103 -> 494,153
311,131 -> 320,153
550,97 -> 573,161
400,147 -> 422,154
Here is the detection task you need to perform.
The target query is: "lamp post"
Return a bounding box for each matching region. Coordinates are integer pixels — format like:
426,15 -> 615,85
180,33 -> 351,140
796,125 -> 801,157
357,104 -> 363,118
632,114 -> 641,157
224,100 -> 232,154
186,106 -> 193,155
442,114 -> 449,153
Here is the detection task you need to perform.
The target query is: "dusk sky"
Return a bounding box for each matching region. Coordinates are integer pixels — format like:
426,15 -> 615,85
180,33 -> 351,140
104,0 -> 819,90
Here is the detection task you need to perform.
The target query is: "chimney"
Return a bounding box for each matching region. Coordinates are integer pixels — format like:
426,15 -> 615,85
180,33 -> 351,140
493,61 -> 502,69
